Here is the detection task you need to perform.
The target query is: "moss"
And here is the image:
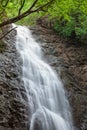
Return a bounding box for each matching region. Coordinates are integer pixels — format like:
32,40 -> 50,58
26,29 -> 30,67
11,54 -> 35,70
0,41 -> 6,53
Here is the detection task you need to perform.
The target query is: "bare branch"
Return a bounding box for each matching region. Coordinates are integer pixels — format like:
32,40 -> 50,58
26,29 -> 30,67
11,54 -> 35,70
0,0 -> 54,28
2,0 -> 10,7
0,27 -> 17,40
18,0 -> 25,15
28,0 -> 38,11
30,0 -> 54,13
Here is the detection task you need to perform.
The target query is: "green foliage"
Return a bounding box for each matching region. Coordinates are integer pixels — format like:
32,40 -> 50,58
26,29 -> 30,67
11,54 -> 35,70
0,0 -> 87,43
0,0 -> 34,19
0,0 -> 51,22
75,15 -> 87,40
54,20 -> 75,37
50,0 -> 87,42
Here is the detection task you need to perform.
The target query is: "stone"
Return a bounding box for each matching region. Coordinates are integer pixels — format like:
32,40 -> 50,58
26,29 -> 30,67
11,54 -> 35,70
0,30 -> 29,130
30,25 -> 87,130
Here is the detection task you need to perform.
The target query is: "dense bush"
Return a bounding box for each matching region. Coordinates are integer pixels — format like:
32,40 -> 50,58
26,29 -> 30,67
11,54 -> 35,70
49,0 -> 87,42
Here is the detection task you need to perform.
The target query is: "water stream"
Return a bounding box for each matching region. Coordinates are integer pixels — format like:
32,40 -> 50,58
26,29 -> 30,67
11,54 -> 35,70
15,25 -> 74,130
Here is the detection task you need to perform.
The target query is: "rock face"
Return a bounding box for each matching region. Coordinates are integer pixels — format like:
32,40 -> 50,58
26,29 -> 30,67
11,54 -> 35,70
0,25 -> 87,130
30,25 -> 87,130
0,30 -> 29,130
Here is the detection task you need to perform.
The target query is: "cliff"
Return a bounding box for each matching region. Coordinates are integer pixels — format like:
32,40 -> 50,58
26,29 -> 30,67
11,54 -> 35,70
0,25 -> 87,130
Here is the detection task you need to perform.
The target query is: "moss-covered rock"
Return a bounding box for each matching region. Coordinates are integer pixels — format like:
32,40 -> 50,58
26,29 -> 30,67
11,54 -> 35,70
0,41 -> 6,53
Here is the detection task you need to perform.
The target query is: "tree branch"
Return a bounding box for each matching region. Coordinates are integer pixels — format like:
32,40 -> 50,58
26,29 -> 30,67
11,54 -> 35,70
28,0 -> 38,11
18,0 -> 25,15
0,0 -> 54,28
30,0 -> 54,13
2,0 -> 10,7
0,27 -> 17,40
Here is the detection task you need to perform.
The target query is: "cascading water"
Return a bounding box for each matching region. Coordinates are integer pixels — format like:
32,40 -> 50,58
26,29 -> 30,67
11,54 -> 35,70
15,25 -> 74,130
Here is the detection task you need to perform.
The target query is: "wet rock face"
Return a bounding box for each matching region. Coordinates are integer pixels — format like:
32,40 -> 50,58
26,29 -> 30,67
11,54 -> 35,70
59,69 -> 87,130
0,25 -> 87,130
30,26 -> 87,130
0,30 -> 29,130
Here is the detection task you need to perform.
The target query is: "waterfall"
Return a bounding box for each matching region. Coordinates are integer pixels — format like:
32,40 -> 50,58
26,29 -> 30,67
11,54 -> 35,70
15,25 -> 74,130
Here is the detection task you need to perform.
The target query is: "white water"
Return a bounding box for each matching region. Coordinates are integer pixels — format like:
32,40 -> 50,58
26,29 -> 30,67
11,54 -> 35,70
15,25 -> 74,130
